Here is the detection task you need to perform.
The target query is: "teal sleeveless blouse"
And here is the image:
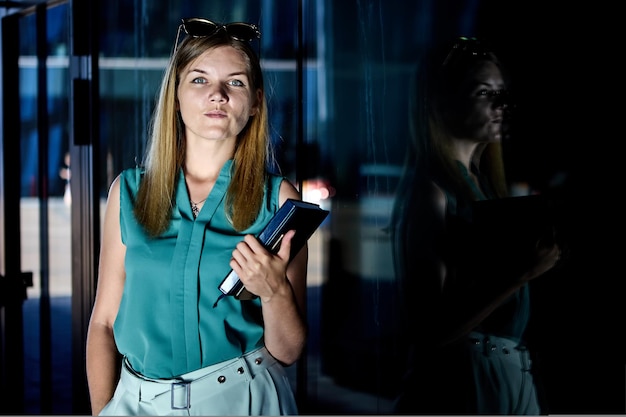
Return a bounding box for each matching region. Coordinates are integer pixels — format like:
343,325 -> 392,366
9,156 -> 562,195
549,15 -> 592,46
114,160 -> 285,378
445,162 -> 530,342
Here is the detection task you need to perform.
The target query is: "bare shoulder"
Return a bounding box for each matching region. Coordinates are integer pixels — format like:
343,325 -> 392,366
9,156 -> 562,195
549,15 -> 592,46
278,178 -> 300,206
102,174 -> 122,209
109,173 -> 122,194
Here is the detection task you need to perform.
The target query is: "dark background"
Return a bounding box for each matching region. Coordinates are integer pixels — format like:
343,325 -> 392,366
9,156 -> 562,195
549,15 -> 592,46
466,3 -> 623,413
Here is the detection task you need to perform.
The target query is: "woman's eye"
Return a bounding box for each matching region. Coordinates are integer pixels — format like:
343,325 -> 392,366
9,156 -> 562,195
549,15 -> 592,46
474,89 -> 505,99
191,77 -> 207,84
227,79 -> 245,87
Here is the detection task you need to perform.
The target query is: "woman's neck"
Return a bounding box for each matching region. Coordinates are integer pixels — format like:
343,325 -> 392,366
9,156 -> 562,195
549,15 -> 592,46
450,138 -> 478,170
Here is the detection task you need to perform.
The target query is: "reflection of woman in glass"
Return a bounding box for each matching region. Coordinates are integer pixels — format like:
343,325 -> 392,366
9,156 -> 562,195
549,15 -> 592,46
391,37 -> 561,414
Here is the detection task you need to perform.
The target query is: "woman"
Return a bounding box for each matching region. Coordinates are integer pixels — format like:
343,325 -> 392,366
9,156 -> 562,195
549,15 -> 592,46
391,37 -> 561,414
86,18 -> 306,415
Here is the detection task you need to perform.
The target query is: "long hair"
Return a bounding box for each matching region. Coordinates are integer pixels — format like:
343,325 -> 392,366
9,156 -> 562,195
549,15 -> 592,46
134,30 -> 272,237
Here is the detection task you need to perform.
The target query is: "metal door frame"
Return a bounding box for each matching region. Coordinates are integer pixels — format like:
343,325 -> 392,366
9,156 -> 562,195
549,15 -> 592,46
0,0 -> 99,413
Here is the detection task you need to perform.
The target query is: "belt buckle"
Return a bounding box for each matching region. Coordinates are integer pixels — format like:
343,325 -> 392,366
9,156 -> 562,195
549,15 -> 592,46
171,381 -> 191,410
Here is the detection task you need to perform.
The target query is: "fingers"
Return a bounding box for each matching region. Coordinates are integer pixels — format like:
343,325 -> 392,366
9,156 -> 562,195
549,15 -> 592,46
230,232 -> 293,276
230,232 -> 294,299
234,231 -> 294,260
543,243 -> 561,270
231,235 -> 264,263
276,230 -> 295,261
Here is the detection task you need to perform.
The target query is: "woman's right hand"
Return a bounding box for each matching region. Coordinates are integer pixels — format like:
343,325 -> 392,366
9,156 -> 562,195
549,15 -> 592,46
521,235 -> 561,283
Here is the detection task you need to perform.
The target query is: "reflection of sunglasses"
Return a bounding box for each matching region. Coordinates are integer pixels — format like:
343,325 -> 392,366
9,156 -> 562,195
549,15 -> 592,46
442,36 -> 491,67
173,18 -> 261,55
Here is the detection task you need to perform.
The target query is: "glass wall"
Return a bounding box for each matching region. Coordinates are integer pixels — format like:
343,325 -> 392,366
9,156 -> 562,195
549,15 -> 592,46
90,0 -> 626,414
14,4 -> 72,414
91,1 -> 569,414
3,0 -> 622,414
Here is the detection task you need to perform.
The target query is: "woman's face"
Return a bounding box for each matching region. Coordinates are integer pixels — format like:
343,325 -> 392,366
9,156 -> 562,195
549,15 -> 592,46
177,45 -> 260,143
449,60 -> 507,143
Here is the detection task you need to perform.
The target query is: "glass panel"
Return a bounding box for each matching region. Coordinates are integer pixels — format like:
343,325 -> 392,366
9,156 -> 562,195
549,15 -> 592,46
18,3 -> 72,414
1,0 -> 618,414
302,2 -> 403,412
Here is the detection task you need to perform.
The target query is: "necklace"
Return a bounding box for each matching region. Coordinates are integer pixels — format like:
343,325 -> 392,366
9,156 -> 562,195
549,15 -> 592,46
190,197 -> 208,218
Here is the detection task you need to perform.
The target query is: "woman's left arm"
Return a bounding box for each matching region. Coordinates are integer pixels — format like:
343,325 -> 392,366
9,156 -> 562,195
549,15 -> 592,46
230,179 -> 307,365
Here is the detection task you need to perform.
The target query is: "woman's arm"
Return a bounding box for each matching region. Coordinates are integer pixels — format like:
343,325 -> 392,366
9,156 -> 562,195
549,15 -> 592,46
230,179 -> 307,365
86,176 -> 126,415
412,182 -> 561,346
437,240 -> 560,346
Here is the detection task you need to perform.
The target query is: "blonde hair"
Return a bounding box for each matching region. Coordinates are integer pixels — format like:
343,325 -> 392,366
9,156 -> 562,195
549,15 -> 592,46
134,32 -> 272,236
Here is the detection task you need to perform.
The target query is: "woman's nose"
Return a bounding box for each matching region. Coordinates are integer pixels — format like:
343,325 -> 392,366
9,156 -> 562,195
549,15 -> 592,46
209,89 -> 226,102
491,90 -> 509,108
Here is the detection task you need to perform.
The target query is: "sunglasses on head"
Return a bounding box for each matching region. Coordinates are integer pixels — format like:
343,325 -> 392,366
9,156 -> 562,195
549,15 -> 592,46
173,18 -> 261,55
442,36 -> 491,67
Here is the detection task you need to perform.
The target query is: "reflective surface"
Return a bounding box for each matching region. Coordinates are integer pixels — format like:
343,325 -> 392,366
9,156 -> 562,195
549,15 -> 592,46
3,0 -> 624,414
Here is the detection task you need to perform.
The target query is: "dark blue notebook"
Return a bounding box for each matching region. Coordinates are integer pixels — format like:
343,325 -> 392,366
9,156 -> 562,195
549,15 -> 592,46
217,199 -> 329,301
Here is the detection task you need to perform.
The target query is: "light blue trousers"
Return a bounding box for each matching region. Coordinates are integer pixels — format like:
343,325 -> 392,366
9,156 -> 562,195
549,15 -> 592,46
99,347 -> 298,416
467,331 -> 541,415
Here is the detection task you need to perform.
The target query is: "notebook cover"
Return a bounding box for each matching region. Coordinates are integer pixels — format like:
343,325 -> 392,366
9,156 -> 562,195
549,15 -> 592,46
218,199 -> 329,300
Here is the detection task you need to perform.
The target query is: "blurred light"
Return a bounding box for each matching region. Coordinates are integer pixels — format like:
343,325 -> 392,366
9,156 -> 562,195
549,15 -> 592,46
303,178 -> 335,203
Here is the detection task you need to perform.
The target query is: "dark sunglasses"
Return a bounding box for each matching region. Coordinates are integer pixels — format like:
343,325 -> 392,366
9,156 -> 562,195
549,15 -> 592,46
442,36 -> 491,67
173,18 -> 261,55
